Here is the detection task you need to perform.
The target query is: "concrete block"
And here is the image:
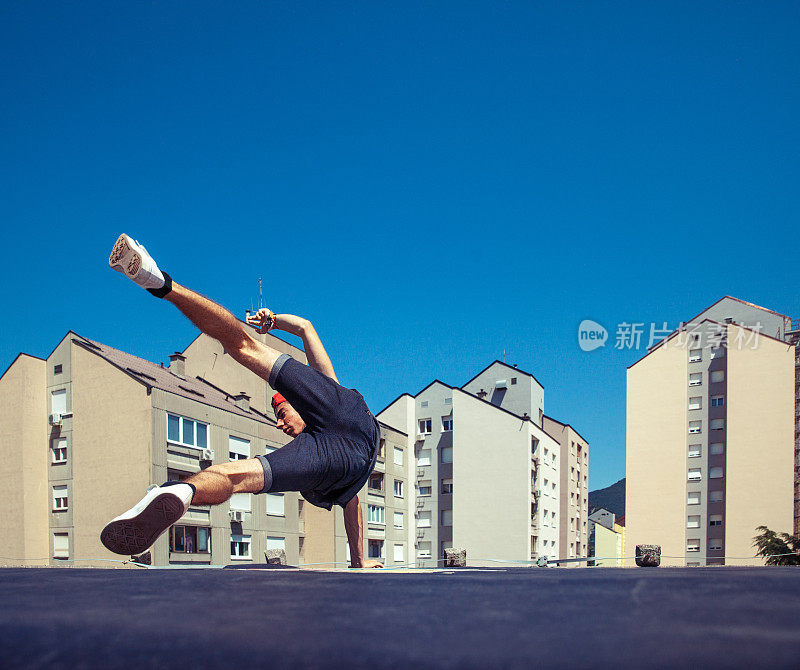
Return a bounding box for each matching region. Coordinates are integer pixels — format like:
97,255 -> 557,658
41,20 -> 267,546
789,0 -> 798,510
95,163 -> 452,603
635,544 -> 661,567
443,547 -> 467,568
265,549 -> 287,566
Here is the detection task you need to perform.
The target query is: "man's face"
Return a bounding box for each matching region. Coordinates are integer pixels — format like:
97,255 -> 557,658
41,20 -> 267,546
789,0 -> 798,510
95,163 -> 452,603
275,401 -> 306,438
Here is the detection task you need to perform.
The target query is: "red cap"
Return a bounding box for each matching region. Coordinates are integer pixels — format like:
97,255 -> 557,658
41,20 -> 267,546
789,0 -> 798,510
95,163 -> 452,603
271,392 -> 287,409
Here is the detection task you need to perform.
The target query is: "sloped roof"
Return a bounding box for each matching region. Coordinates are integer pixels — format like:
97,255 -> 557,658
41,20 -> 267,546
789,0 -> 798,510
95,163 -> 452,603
461,360 -> 544,391
71,335 -> 273,425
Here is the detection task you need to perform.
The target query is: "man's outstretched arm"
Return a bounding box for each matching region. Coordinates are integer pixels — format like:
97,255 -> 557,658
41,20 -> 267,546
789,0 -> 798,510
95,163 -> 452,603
343,495 -> 382,568
248,310 -> 338,383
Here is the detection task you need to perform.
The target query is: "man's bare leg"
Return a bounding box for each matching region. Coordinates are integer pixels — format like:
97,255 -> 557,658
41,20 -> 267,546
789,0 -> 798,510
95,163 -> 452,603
185,459 -> 265,505
164,281 -> 281,382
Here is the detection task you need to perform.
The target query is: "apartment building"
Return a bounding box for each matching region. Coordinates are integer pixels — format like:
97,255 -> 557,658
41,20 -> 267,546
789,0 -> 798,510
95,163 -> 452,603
543,416 -> 590,563
587,508 -> 625,567
626,296 -> 796,566
0,329 -> 409,568
378,361 -> 590,567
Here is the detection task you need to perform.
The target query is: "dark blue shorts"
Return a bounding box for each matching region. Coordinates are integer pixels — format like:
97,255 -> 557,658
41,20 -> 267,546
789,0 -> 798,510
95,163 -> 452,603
256,355 -> 380,510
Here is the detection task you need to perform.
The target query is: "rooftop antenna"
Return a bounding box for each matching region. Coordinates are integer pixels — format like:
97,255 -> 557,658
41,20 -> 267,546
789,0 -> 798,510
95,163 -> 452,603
258,277 -> 263,310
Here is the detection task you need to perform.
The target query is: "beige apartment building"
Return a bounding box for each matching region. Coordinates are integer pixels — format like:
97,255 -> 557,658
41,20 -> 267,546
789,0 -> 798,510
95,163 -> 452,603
378,361 -> 589,567
0,328 -> 409,568
626,296 -> 796,566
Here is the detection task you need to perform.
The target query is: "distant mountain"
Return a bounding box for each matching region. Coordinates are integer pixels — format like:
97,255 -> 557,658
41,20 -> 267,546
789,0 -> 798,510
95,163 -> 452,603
589,478 -> 625,517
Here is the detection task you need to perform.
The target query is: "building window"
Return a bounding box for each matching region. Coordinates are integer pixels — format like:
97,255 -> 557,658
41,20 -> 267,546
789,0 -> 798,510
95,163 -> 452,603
229,435 -> 250,460
444,397 -> 452,405
711,395 -> 724,407
53,532 -> 69,559
689,349 -> 702,363
710,442 -> 724,455
167,413 -> 208,449
394,511 -> 404,529
687,515 -> 701,529
441,478 -> 453,494
393,544 -> 404,562
393,479 -> 404,497
368,472 -> 384,494
52,485 -> 68,511
51,438 -> 67,464
708,539 -> 723,551
688,444 -> 701,458
687,491 -> 701,505
710,370 -> 725,383
230,534 -> 251,559
441,446 -> 453,463
367,505 -> 385,525
417,542 -> 432,558
420,400 -> 428,408
266,493 -> 285,516
394,447 -> 403,466
51,389 -> 67,415
709,490 -> 724,502
417,449 -> 431,467
709,466 -> 723,479
54,364 -> 63,375
441,509 -> 453,527
441,416 -> 453,431
686,539 -> 700,552
419,481 -> 432,496
511,377 -> 517,385
418,418 -> 432,434
688,397 -> 702,410
171,525 -> 211,553
710,514 -> 723,527
688,469 -> 702,482
417,511 -> 431,527
230,492 -> 251,513
710,419 -> 724,431
377,438 -> 385,461
689,372 -> 702,386
266,536 -> 286,553
531,437 -> 539,455
711,347 -> 725,359
688,421 -> 702,434
368,539 -> 385,559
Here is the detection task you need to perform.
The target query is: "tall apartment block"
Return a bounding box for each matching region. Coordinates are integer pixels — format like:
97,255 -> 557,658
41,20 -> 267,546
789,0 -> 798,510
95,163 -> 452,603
378,361 -> 589,567
0,329 -> 409,568
626,296 -> 796,566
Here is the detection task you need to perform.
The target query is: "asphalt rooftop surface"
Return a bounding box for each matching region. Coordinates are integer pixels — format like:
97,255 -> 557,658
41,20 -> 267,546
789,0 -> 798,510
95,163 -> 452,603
1,566 -> 799,669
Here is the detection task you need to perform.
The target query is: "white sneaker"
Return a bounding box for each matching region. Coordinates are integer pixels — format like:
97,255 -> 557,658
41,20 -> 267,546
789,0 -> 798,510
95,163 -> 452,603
108,233 -> 165,291
100,483 -> 194,556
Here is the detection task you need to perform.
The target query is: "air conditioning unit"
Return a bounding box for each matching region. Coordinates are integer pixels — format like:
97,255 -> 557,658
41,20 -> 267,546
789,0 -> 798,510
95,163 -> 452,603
416,433 -> 426,442
229,510 -> 244,522
49,413 -> 62,426
495,379 -> 508,389
201,448 -> 214,461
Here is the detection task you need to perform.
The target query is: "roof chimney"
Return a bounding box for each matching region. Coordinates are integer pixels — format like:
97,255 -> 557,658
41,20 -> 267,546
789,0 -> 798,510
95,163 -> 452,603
168,352 -> 186,379
232,391 -> 250,412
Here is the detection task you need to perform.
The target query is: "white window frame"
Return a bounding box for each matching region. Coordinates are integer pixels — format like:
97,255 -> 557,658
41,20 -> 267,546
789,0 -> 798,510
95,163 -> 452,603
393,511 -> 404,529
711,395 -> 724,407
687,491 -> 701,505
230,533 -> 252,560
417,542 -> 432,558
393,447 -> 403,466
709,466 -> 723,479
167,413 -> 209,450
266,493 -> 285,516
688,444 -> 702,458
441,478 -> 453,495
688,421 -> 702,435
687,515 -> 701,529
229,435 -> 250,460
367,504 -> 385,525
688,397 -> 702,410
710,418 -> 724,431
51,389 -> 67,415
393,543 -> 404,562
52,485 -> 68,511
686,539 -> 700,552
417,449 -> 431,467
51,438 -> 67,464
419,418 -> 432,434
441,415 -> 453,431
689,349 -> 702,363
266,536 -> 286,552
688,469 -> 702,482
417,511 -> 432,528
393,479 -> 404,498
441,509 -> 453,527
441,446 -> 453,464
689,373 -> 702,387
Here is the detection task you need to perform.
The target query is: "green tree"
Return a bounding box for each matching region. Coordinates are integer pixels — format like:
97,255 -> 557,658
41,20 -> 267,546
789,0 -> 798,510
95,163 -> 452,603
753,526 -> 800,566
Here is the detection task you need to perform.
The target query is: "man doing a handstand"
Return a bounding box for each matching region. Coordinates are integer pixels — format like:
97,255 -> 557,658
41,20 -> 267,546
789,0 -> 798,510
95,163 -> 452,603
101,234 -> 382,568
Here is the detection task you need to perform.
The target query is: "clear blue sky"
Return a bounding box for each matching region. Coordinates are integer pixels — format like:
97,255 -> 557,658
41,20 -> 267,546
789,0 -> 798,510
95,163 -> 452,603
2,2 -> 798,489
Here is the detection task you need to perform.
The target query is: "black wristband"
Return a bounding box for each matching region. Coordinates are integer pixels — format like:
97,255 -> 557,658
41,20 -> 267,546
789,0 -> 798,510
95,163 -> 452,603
147,271 -> 173,298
